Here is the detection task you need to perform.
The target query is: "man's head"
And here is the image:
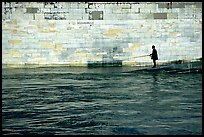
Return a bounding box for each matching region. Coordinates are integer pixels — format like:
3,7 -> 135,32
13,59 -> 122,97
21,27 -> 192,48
152,45 -> 155,49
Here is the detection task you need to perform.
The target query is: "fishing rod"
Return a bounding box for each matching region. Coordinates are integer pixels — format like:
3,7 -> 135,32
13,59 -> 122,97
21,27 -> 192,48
132,55 -> 150,58
113,54 -> 150,60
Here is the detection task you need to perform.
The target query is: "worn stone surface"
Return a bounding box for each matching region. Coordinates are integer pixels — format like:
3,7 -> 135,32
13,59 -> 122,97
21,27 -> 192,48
2,2 -> 202,67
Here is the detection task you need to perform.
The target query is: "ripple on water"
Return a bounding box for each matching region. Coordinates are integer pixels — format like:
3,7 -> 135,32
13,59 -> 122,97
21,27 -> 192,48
2,68 -> 202,135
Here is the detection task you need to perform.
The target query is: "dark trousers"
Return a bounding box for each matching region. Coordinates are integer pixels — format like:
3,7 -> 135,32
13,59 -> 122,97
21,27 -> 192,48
153,59 -> 156,67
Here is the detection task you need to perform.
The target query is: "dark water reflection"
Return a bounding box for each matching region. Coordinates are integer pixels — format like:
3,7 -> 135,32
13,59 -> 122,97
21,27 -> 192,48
2,67 -> 202,135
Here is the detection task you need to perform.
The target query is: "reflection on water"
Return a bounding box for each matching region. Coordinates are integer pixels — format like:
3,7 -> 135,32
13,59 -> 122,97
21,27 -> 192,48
2,67 -> 202,135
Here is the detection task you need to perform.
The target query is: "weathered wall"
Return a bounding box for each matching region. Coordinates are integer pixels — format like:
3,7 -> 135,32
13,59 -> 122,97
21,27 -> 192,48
2,2 -> 202,67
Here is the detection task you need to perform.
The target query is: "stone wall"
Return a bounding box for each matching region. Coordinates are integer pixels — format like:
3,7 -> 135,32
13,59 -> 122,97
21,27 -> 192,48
2,2 -> 202,67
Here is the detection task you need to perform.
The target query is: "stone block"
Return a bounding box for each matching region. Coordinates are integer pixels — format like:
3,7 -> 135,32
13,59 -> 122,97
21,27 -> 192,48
89,11 -> 103,20
5,20 -> 17,25
144,13 -> 154,19
172,2 -> 185,8
103,28 -> 123,38
12,52 -> 22,58
2,53 -> 12,58
35,13 -> 44,20
128,43 -> 144,48
26,7 -> 38,13
123,47 -> 136,53
169,32 -> 181,37
167,13 -> 178,19
195,2 -> 202,8
42,43 -> 54,48
153,13 -> 167,19
8,39 -> 22,45
158,3 -> 168,8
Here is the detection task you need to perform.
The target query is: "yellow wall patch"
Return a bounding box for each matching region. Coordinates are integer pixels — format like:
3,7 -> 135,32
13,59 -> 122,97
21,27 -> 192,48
103,28 -> 123,38
8,39 -> 22,45
42,43 -> 54,48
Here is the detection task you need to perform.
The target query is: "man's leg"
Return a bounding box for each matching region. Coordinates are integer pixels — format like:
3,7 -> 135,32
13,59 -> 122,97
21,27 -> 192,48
153,59 -> 156,68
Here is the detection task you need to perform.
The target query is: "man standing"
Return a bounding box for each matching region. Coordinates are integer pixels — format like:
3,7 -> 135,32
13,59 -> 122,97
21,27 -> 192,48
150,45 -> 158,68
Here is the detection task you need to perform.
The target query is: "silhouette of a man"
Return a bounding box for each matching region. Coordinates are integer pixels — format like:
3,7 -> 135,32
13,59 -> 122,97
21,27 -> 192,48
150,45 -> 158,68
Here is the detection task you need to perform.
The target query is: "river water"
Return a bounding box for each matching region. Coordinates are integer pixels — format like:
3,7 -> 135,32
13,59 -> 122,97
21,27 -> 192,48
2,67 -> 202,135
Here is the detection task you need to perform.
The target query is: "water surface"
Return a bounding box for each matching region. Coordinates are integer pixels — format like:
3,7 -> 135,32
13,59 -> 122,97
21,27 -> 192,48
2,67 -> 202,135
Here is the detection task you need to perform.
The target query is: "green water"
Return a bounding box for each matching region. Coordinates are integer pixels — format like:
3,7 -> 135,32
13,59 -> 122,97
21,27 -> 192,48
2,67 -> 202,135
